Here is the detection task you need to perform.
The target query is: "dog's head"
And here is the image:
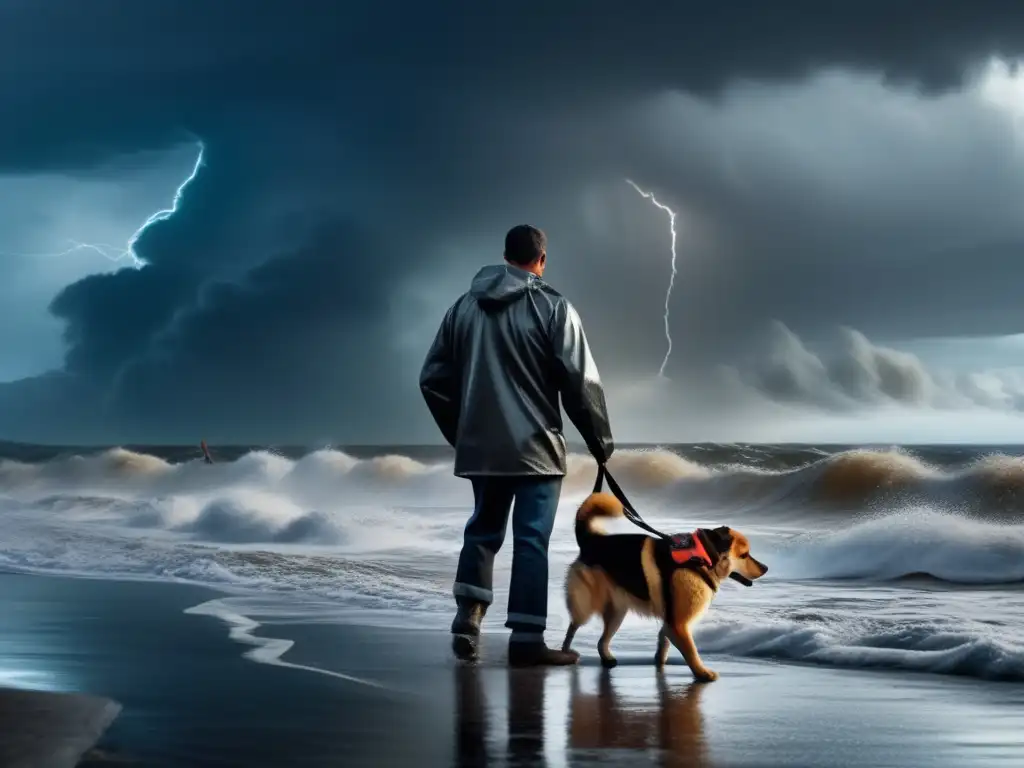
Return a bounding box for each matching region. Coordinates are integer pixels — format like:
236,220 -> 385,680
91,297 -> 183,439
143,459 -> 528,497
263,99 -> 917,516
703,526 -> 768,587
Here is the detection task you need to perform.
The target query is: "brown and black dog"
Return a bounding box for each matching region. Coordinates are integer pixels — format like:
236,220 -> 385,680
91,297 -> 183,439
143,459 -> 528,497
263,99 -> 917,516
561,492 -> 768,682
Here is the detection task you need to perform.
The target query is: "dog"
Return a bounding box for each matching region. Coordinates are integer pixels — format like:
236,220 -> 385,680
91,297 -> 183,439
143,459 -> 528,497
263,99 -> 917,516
561,492 -> 768,682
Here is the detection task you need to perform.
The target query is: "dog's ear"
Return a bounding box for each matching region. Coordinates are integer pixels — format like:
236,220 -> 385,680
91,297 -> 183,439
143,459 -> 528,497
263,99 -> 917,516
707,526 -> 734,556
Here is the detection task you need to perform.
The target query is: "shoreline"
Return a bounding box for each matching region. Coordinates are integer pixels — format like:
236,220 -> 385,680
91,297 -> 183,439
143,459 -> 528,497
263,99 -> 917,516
6,564 -> 1022,687
4,570 -> 1024,767
183,598 -> 393,692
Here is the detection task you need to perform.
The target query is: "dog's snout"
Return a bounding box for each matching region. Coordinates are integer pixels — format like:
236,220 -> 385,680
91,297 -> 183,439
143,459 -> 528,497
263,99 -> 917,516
759,563 -> 768,575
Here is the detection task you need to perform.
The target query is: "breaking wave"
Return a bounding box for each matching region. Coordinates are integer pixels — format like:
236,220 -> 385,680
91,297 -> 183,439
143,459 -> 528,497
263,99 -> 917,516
1,445 -> 1024,561
766,509 -> 1024,584
4,445 -> 1024,509
693,615 -> 1024,682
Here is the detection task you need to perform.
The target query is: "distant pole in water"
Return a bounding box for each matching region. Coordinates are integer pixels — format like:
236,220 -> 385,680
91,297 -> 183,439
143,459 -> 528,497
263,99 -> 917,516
200,440 -> 214,465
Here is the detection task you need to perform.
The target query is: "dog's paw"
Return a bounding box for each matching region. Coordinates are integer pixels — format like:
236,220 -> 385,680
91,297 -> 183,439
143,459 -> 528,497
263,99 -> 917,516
693,668 -> 719,683
600,655 -> 618,669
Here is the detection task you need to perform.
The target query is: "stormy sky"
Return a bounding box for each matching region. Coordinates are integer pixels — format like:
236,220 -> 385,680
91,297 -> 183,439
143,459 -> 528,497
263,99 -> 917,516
6,1 -> 1024,445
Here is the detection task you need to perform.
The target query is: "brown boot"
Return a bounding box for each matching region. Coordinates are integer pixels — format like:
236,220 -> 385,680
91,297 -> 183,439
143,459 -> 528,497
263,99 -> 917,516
508,640 -> 580,667
451,602 -> 487,661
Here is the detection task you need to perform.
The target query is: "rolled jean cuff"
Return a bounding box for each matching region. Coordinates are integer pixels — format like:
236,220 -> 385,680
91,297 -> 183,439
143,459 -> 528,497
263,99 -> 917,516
454,582 -> 493,604
506,613 -> 546,634
509,631 -> 545,643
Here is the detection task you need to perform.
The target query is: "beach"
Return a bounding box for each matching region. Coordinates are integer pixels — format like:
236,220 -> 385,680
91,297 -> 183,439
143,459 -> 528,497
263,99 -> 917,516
2,441 -> 1024,765
3,571 -> 1022,768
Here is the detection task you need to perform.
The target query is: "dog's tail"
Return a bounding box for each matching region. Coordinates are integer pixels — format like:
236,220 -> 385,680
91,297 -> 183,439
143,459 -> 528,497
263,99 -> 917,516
575,492 -> 625,547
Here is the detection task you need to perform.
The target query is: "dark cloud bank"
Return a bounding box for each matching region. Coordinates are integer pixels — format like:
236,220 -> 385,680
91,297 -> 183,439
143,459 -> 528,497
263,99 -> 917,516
4,1 -> 1024,444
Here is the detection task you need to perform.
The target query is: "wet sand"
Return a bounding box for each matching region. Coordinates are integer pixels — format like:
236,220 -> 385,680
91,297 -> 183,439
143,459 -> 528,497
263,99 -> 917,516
2,572 -> 1023,767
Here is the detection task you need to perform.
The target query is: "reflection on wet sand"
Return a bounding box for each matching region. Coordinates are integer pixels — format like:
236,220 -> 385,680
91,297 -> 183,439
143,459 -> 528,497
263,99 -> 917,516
454,664 -> 710,767
455,664 -> 549,766
569,669 -> 710,767
454,664 -> 491,767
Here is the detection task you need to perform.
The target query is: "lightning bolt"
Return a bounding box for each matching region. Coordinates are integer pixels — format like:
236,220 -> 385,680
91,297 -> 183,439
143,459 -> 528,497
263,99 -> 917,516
626,178 -> 678,378
0,141 -> 205,269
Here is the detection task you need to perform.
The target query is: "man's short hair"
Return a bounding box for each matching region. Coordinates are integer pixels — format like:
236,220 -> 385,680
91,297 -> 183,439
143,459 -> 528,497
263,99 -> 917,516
504,225 -> 547,266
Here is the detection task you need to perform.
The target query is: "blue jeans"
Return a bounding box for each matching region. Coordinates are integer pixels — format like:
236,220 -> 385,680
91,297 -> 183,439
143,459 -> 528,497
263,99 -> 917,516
453,476 -> 563,638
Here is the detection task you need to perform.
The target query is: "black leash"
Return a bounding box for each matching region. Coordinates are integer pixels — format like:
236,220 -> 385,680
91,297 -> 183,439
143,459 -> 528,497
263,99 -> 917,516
592,464 -> 671,541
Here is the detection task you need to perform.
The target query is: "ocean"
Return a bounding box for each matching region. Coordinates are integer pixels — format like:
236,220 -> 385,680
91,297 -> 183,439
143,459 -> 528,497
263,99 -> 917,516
0,440 -> 1022,685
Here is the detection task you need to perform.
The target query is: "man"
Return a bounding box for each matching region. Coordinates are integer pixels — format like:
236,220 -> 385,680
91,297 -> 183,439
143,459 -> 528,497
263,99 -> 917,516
420,224 -> 615,666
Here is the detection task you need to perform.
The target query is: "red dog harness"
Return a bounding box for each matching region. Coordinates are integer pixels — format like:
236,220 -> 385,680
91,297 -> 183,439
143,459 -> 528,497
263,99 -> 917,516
669,531 -> 715,569
664,530 -> 720,596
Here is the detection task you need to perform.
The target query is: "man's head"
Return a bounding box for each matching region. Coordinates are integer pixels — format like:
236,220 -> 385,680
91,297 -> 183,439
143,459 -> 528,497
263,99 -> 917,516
504,225 -> 547,277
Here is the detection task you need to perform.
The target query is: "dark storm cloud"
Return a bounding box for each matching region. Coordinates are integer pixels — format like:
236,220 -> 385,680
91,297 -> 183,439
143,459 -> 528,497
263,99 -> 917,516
3,1 -> 1024,442
106,223 -> 414,444
6,0 -> 1024,172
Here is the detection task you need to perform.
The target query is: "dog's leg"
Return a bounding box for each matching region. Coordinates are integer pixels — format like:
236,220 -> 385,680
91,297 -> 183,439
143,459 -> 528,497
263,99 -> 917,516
668,624 -> 718,682
654,626 -> 671,667
563,563 -> 595,653
597,604 -> 627,668
561,622 -> 580,653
